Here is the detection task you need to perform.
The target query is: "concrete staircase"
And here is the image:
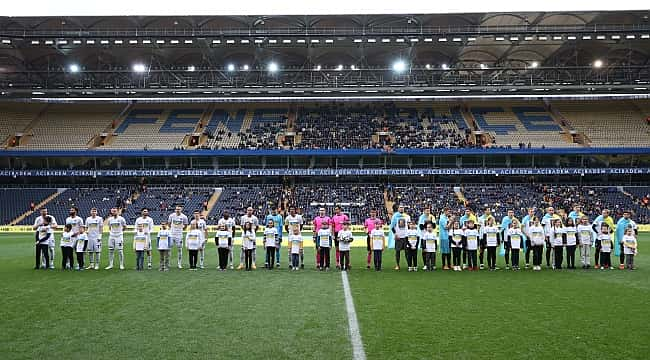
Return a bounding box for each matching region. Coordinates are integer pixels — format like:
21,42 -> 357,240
94,102 -> 133,148
384,189 -> 395,218
454,186 -> 467,206
543,100 -> 588,147
202,188 -> 223,217
240,110 -> 254,133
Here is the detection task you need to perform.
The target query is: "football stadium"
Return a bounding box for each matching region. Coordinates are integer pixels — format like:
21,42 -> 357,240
1,1 -> 650,359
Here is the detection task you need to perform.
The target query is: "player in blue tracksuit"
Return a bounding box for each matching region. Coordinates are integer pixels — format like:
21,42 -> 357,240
436,208 -> 449,270
615,211 -> 637,269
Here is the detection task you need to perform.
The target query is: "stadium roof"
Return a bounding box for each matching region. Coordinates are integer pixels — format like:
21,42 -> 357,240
3,0 -> 648,16
1,6 -> 649,100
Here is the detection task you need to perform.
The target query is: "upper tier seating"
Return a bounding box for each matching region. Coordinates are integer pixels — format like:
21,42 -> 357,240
1,101 -> 649,150
468,102 -> 578,148
14,104 -> 122,150
103,105 -> 204,149
0,103 -> 45,147
294,104 -> 383,149
387,104 -> 471,149
554,101 -> 650,147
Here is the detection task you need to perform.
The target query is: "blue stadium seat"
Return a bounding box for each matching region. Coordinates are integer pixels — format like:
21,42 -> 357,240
115,109 -> 162,133
471,107 -> 517,134
1,188 -> 57,225
512,107 -> 561,131
159,109 -> 203,133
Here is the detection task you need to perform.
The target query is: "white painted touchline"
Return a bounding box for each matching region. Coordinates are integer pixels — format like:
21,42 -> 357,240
341,271 -> 367,360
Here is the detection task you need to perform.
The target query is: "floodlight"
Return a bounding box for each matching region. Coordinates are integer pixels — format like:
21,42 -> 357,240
392,60 -> 407,73
132,63 -> 146,73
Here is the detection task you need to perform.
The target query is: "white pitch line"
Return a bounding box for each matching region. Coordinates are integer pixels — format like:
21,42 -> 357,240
341,271 -> 367,360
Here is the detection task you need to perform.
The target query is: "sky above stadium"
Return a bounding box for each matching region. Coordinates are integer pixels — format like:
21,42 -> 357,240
3,0 -> 648,16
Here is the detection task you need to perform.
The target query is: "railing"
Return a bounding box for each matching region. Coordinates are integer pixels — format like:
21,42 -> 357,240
3,23 -> 650,38
2,147 -> 650,157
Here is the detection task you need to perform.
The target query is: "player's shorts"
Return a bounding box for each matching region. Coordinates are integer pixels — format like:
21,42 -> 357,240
334,232 -> 340,247
88,238 -> 102,252
108,235 -> 124,250
171,236 -> 183,247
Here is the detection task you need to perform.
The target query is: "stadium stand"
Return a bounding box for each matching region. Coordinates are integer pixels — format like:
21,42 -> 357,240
553,101 -> 650,147
460,184 -> 547,219
0,188 -> 58,225
387,184 -> 462,217
103,105 -> 206,149
204,108 -> 245,149
0,103 -> 46,148
285,184 -> 388,223
293,104 -> 383,149
3,185 -> 650,225
387,104 -> 471,149
234,108 -> 288,149
2,101 -> 649,151
19,187 -> 135,225
468,102 -> 579,148
121,186 -> 214,223
14,104 -> 122,150
293,103 -> 472,150
623,187 -> 650,224
207,185 -> 284,223
202,107 -> 288,149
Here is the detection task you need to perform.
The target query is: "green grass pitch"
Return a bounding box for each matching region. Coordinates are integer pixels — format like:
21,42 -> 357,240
1,232 -> 648,360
